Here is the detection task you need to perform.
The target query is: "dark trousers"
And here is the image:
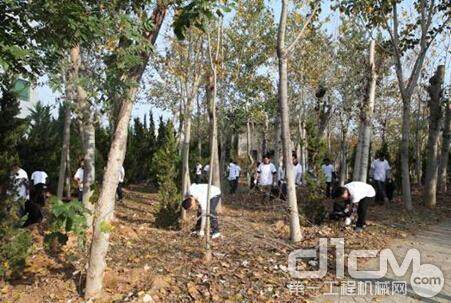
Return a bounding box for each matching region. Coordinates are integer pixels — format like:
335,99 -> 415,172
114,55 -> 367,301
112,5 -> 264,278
117,182 -> 123,200
23,200 -> 43,227
229,178 -> 238,194
374,180 -> 387,204
77,189 -> 83,202
195,195 -> 220,234
31,183 -> 46,206
356,197 -> 372,228
325,182 -> 332,198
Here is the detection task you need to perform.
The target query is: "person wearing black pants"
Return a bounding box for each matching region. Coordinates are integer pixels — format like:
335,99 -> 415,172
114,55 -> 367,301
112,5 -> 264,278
332,181 -> 376,232
182,183 -> 222,239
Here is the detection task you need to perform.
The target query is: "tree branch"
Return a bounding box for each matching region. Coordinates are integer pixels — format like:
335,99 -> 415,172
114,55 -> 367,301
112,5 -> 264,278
286,3 -> 320,54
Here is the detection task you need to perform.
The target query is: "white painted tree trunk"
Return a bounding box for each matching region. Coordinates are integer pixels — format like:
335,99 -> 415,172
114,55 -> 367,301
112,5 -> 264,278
438,98 -> 450,192
57,101 -> 71,200
424,65 -> 445,208
277,0 -> 302,243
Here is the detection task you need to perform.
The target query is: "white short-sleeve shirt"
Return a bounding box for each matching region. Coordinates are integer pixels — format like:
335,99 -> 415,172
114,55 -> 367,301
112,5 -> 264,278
31,171 -> 48,185
118,166 -> 125,182
227,163 -> 241,180
371,159 -> 390,181
188,184 -> 221,212
344,181 -> 376,203
322,164 -> 334,182
74,168 -> 84,190
257,163 -> 277,186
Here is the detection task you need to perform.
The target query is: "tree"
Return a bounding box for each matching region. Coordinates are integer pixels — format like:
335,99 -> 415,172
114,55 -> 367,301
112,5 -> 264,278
85,2 -> 168,298
277,0 -> 319,242
424,65 -> 445,208
353,40 -> 378,182
438,96 -> 450,192
339,0 -> 450,210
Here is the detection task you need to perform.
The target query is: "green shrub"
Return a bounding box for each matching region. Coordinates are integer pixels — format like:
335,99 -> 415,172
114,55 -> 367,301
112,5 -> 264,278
44,197 -> 88,253
300,174 -> 328,225
0,222 -> 32,280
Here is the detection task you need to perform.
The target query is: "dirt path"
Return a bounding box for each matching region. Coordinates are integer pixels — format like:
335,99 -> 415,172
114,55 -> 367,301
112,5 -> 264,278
313,219 -> 451,303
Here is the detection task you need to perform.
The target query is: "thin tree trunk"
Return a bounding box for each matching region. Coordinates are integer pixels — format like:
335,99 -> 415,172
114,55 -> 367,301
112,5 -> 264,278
206,77 -> 221,189
262,112 -> 268,156
353,127 -> 363,181
355,40 -> 377,182
85,97 -> 134,298
274,116 -> 282,168
424,65 -> 445,208
300,119 -> 307,174
340,127 -> 348,186
82,113 -> 95,226
181,96 -> 194,221
415,96 -> 422,185
438,98 -> 450,192
57,101 -> 71,199
85,4 -> 167,299
277,0 -> 302,243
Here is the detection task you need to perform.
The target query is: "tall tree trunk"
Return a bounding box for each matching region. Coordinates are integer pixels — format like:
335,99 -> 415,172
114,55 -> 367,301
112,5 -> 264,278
181,96 -> 194,220
424,65 -> 445,208
339,127 -> 348,186
354,40 -> 377,182
71,44 -> 95,225
206,76 -> 221,189
277,0 -> 302,243
300,119 -> 307,174
415,96 -> 422,185
85,5 -> 167,299
197,93 -> 202,158
438,98 -> 450,192
400,98 -> 413,211
57,101 -> 71,199
262,112 -> 268,156
353,127 -> 363,181
274,116 -> 282,168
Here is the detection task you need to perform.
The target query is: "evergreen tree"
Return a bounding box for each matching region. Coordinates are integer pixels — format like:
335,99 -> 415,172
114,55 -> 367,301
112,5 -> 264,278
153,121 -> 181,229
0,85 -> 31,281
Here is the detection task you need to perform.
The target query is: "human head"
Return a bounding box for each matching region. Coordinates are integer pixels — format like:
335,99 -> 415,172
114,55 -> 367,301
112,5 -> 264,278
263,155 -> 270,164
332,186 -> 350,201
324,158 -> 330,165
181,196 -> 198,211
79,159 -> 85,168
11,162 -> 20,173
378,153 -> 385,161
292,155 -> 298,165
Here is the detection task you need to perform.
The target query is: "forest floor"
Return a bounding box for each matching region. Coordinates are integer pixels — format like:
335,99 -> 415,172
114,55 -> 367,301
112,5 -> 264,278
1,185 -> 450,303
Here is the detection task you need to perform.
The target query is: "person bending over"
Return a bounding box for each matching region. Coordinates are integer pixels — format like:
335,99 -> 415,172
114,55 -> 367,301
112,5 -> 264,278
332,181 -> 375,232
182,183 -> 221,239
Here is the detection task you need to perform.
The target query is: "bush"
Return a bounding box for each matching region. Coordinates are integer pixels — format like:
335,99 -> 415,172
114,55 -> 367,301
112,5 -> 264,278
44,197 -> 88,254
0,222 -> 32,280
299,175 -> 328,225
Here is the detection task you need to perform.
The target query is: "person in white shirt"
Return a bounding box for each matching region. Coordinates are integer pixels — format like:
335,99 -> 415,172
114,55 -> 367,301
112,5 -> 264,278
257,155 -> 277,187
10,163 -> 29,202
203,164 -> 210,182
276,155 -> 303,200
332,181 -> 376,232
117,165 -> 125,201
30,169 -> 49,206
74,160 -> 84,202
194,162 -> 203,184
322,158 -> 334,197
370,153 -> 391,204
227,161 -> 241,194
182,183 -> 222,239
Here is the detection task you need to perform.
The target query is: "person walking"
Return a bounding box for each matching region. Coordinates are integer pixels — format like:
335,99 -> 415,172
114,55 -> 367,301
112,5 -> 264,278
322,158 -> 334,197
227,160 -> 241,194
370,153 -> 391,205
74,160 -> 84,202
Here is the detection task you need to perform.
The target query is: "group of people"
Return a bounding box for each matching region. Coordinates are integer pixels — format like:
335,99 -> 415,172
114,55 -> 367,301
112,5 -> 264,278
8,163 -> 49,226
7,159 -> 127,227
183,152 -> 394,238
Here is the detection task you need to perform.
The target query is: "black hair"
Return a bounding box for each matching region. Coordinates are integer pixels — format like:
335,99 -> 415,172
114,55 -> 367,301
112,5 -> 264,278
181,198 -> 193,210
332,186 -> 347,199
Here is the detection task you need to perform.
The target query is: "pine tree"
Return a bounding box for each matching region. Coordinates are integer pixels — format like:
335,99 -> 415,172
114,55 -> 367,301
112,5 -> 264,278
0,85 -> 31,281
153,121 -> 181,229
